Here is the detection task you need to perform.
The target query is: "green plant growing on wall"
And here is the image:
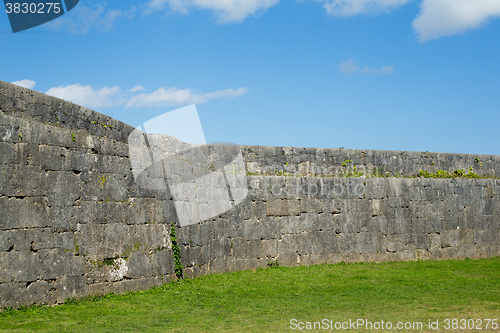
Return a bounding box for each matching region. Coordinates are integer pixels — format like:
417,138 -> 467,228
417,168 -> 482,179
206,162 -> 216,172
341,159 -> 352,167
228,164 -> 244,175
71,133 -> 76,141
98,175 -> 107,187
274,169 -> 286,176
170,222 -> 183,279
475,157 -> 483,167
267,260 -> 279,268
340,160 -> 363,177
90,257 -> 119,269
64,234 -> 81,256
181,158 -> 193,165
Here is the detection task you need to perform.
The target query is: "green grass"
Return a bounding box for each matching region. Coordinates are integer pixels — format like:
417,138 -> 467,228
1,258 -> 499,332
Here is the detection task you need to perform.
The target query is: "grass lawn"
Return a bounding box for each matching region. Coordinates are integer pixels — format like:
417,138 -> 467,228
1,257 -> 499,332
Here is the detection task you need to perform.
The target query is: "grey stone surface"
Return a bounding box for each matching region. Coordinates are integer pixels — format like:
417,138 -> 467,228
1,80 -> 500,310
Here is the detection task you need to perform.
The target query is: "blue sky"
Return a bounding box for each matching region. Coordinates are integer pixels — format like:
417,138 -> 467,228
1,0 -> 500,155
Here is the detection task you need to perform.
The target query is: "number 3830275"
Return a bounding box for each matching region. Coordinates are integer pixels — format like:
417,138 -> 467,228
5,3 -> 61,14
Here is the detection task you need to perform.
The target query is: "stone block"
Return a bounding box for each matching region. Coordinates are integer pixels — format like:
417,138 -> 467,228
279,216 -> 300,235
266,199 -> 284,216
299,213 -> 318,232
365,179 -> 386,199
232,238 -> 248,259
247,239 -> 263,259
3,250 -> 40,283
426,217 -> 444,233
385,178 -> 403,197
282,178 -> 303,199
56,276 -> 88,303
0,197 -> 49,230
238,218 -> 259,241
46,171 -> 81,207
276,252 -> 297,267
0,116 -> 20,143
339,233 -> 359,254
278,234 -> 301,254
300,196 -> 322,213
317,230 -> 339,254
441,230 -> 459,248
411,217 -> 427,234
89,282 -> 114,297
458,229 -> 474,244
262,239 -> 278,258
259,217 -> 281,240
126,251 -> 152,279
369,215 -> 388,234
102,224 -> 132,258
50,206 -> 84,231
150,249 -> 174,276
0,141 -> 15,164
38,249 -> 75,280
358,233 -> 377,254
26,228 -> 57,251
0,165 -> 46,197
457,243 -> 475,259
0,229 -> 27,252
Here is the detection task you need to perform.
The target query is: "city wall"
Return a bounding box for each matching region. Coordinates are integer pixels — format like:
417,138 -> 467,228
1,81 -> 499,309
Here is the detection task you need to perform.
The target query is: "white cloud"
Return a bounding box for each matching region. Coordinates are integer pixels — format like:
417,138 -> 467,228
46,84 -> 122,108
129,85 -> 146,93
339,59 -> 394,74
126,87 -> 249,107
321,0 -> 410,16
339,59 -> 359,73
361,66 -> 394,74
49,3 -> 135,33
12,79 -> 36,89
319,0 -> 500,41
145,0 -> 190,14
144,0 -> 280,22
44,83 -> 248,109
413,0 -> 500,41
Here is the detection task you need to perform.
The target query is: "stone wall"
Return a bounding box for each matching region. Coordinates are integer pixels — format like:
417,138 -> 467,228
179,176 -> 500,278
0,82 -> 178,309
1,81 -> 499,309
239,146 -> 500,178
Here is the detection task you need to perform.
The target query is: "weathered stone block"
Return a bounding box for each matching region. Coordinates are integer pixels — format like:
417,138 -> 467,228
0,229 -> 27,252
0,197 -> 49,230
266,199 -> 284,216
46,171 -> 81,207
279,216 -> 300,235
126,251 -> 152,279
441,230 -> 459,248
365,179 -> 386,199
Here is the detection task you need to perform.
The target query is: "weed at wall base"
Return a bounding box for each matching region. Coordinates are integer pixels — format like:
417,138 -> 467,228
170,222 -> 184,279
